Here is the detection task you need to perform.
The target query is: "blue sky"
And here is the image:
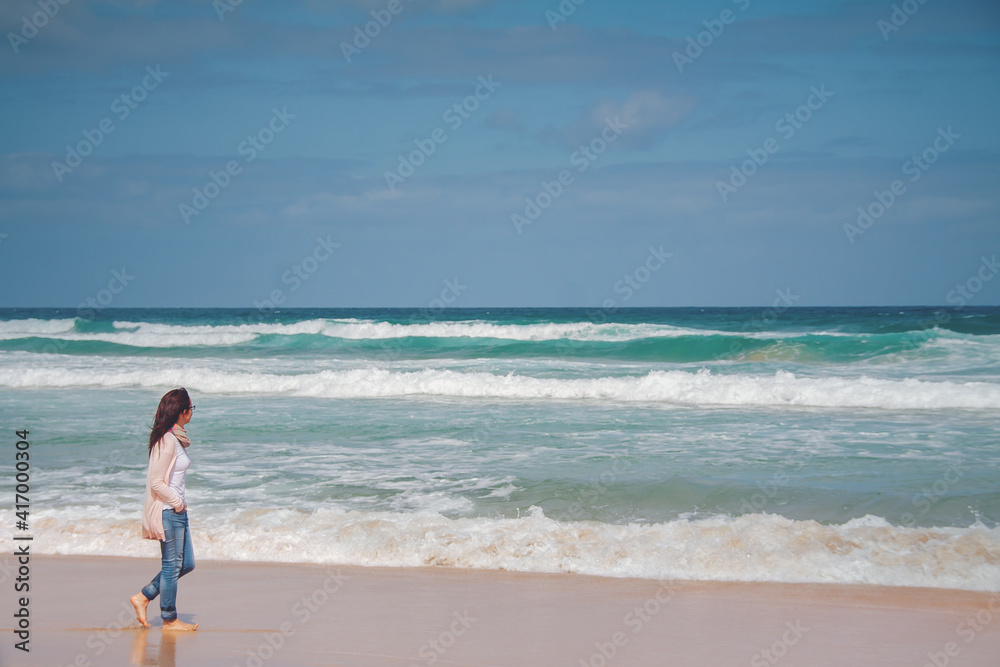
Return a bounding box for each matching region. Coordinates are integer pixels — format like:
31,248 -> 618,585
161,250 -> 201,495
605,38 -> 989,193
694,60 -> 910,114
0,0 -> 997,307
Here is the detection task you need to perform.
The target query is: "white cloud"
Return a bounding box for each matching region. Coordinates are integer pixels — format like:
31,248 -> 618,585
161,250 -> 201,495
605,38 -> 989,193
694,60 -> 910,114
541,89 -> 697,151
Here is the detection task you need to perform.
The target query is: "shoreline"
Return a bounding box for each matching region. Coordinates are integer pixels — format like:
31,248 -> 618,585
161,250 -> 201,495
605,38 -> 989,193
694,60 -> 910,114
12,508 -> 999,593
2,555 -> 998,666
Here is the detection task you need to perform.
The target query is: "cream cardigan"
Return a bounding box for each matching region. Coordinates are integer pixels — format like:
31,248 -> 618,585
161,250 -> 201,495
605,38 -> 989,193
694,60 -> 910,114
141,432 -> 186,541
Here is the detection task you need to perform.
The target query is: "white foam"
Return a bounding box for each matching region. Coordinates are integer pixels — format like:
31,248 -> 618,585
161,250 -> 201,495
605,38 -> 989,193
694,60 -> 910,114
316,319 -> 740,341
0,318 -> 77,335
112,320 -> 328,336
5,317 -> 988,350
3,364 -> 999,410
0,317 -> 799,346
12,508 -> 999,591
0,319 -> 327,347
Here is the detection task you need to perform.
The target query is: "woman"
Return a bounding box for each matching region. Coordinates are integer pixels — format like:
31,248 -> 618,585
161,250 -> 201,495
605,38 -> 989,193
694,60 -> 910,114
130,388 -> 199,631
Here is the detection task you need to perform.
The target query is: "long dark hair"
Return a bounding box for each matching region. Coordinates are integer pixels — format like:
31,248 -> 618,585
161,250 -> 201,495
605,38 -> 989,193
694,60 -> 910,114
148,388 -> 191,456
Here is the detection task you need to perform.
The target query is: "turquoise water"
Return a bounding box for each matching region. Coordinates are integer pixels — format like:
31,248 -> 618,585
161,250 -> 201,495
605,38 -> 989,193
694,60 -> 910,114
1,307 -> 998,589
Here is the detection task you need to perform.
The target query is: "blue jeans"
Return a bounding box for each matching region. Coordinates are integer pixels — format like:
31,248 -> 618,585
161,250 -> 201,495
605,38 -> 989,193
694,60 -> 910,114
141,508 -> 195,621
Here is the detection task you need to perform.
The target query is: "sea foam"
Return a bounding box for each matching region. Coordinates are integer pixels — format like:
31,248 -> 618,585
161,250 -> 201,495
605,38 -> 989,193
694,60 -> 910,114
16,508 -> 1000,591
0,317 -> 805,346
3,363 -> 999,409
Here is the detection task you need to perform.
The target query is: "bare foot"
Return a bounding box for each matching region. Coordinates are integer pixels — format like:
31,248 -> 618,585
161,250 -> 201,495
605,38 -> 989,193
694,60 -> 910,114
162,619 -> 199,632
130,593 -> 150,628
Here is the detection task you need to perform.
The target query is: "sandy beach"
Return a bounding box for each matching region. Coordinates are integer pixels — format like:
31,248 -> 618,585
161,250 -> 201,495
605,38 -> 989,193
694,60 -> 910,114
0,555 -> 996,666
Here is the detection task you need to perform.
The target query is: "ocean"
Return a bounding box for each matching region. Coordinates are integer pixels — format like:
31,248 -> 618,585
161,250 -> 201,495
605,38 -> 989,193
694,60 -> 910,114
1,307 -> 998,591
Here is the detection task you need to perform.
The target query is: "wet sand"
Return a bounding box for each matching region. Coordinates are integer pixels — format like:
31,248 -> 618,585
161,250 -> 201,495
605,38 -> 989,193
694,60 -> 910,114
1,555 -> 998,666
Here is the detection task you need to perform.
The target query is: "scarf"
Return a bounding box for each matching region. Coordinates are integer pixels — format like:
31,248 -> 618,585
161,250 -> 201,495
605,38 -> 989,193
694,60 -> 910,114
170,425 -> 191,448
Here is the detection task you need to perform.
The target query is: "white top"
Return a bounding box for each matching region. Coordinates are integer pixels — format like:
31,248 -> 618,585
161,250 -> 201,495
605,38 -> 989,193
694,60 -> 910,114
167,437 -> 191,509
